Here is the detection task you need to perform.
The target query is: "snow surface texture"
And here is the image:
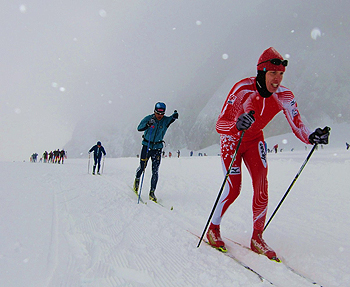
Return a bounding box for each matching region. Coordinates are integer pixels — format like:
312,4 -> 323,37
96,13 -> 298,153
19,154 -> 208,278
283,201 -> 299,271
1,143 -> 349,286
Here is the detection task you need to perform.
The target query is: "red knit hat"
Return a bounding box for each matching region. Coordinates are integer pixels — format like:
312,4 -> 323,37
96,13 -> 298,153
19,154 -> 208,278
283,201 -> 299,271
257,47 -> 287,72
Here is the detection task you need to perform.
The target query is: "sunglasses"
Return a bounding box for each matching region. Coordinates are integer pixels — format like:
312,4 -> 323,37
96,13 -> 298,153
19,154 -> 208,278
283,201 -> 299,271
257,58 -> 288,67
155,111 -> 165,115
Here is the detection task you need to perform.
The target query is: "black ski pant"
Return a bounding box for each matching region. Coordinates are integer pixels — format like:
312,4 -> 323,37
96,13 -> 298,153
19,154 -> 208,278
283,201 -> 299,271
135,145 -> 162,191
93,156 -> 102,173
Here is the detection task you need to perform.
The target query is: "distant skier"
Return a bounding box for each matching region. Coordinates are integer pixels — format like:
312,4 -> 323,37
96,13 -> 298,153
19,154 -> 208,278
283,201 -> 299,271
346,142 -> 350,150
89,141 -> 106,175
207,47 -> 330,261
59,149 -> 66,164
53,149 -> 60,163
48,151 -> 54,163
133,102 -> 178,202
42,151 -> 48,163
31,153 -> 38,162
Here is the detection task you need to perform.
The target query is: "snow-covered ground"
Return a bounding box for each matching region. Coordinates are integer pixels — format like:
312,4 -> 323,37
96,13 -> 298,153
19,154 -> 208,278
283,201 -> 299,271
1,144 -> 349,286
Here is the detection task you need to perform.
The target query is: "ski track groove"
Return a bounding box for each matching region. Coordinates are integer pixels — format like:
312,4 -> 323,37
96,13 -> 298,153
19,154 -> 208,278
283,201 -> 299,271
53,173 -> 161,286
118,208 -> 199,286
46,166 -> 245,287
89,175 -> 202,286
41,162 -> 313,287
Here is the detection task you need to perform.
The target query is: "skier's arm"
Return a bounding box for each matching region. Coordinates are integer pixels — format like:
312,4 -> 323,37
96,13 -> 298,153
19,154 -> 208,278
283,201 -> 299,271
216,100 -> 244,135
137,115 -> 153,132
282,95 -> 311,144
166,110 -> 178,128
216,79 -> 254,135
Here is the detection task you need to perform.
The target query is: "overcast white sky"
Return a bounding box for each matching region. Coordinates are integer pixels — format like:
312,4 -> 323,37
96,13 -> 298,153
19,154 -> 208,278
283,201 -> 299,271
0,1 -> 252,161
1,1 -> 232,161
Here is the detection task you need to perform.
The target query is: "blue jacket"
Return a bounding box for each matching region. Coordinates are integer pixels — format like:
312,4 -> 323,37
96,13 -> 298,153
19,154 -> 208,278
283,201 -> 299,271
138,113 -> 177,149
89,145 -> 106,159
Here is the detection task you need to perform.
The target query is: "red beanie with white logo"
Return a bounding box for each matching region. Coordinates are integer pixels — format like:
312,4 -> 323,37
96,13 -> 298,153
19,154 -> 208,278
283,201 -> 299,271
257,47 -> 286,72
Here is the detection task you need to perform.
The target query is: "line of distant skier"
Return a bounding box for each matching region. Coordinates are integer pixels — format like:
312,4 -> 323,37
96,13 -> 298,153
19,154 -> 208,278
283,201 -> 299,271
30,149 -> 66,164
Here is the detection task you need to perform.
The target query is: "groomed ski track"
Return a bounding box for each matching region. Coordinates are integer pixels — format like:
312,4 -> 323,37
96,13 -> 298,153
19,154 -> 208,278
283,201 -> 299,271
1,149 -> 349,286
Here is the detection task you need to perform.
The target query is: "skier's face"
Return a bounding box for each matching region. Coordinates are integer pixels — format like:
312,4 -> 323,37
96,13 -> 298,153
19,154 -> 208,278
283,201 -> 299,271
154,112 -> 164,121
265,71 -> 284,93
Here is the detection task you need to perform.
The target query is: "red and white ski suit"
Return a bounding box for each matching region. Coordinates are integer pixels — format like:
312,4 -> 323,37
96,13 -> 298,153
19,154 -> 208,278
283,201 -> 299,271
212,77 -> 312,231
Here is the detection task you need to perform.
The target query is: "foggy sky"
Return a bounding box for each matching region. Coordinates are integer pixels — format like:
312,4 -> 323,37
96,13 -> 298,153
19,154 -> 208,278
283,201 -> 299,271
1,1 -> 349,161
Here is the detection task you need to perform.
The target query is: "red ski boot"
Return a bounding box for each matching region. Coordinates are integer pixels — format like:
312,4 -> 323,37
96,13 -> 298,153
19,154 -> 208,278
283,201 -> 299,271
206,223 -> 227,252
251,229 -> 280,262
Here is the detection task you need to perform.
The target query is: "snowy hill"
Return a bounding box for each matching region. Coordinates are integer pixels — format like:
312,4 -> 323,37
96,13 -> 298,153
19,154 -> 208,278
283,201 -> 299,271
1,146 -> 349,286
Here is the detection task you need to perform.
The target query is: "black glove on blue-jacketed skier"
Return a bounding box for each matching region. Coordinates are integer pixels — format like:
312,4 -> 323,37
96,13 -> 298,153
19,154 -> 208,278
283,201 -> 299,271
134,102 -> 178,202
89,141 -> 106,175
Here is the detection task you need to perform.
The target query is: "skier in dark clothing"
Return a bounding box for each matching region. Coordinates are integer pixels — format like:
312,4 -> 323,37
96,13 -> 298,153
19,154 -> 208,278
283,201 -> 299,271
43,151 -> 48,163
59,149 -> 66,164
133,102 -> 178,202
53,149 -> 60,163
31,153 -> 38,162
89,141 -> 106,175
48,151 -> 54,163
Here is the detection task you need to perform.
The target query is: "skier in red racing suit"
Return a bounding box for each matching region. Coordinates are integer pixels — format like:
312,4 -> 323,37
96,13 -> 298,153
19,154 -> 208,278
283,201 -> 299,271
206,47 -> 330,261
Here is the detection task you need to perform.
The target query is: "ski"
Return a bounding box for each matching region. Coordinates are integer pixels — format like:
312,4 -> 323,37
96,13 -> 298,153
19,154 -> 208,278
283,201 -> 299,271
149,198 -> 174,210
187,230 -> 274,285
224,237 -> 323,287
131,187 -> 173,210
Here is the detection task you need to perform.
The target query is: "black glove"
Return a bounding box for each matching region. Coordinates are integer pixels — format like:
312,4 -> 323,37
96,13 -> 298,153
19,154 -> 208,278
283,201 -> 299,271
146,117 -> 155,127
236,112 -> 255,131
172,110 -> 179,119
309,126 -> 330,145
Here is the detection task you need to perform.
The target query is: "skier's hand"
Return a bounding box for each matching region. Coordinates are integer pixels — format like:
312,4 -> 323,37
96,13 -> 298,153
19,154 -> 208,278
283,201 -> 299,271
309,126 -> 330,145
172,110 -> 179,119
147,117 -> 155,128
236,112 -> 255,131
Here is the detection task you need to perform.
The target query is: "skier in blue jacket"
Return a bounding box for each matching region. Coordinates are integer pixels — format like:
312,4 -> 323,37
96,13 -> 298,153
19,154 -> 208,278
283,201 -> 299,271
89,141 -> 106,175
134,102 -> 178,202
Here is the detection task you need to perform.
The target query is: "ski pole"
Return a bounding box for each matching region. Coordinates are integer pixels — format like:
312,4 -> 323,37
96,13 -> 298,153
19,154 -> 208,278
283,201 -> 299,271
138,124 -> 154,204
88,153 -> 91,174
197,130 -> 246,248
101,156 -> 105,174
264,144 -> 318,231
